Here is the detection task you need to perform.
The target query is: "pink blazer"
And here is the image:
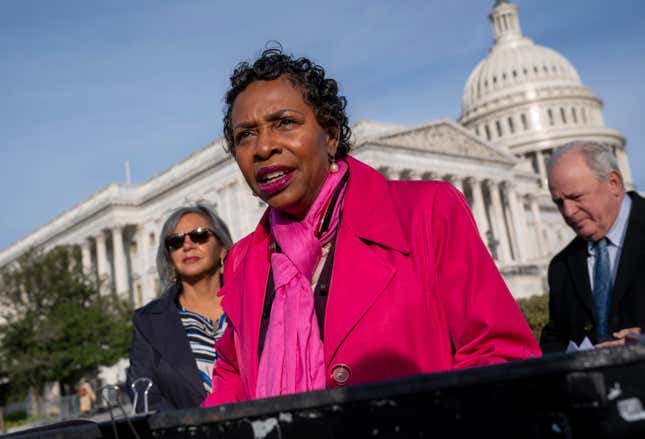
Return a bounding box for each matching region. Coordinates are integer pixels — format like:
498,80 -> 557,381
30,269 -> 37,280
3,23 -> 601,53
203,157 -> 541,406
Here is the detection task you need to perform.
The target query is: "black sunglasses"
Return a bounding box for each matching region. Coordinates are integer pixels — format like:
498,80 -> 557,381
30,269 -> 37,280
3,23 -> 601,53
165,227 -> 214,250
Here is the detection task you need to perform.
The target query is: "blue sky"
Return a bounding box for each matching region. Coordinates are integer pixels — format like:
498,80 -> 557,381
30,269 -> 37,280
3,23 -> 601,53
1,0 -> 643,250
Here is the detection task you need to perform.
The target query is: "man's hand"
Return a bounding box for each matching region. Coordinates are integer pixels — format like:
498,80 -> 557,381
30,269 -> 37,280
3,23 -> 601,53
595,327 -> 642,348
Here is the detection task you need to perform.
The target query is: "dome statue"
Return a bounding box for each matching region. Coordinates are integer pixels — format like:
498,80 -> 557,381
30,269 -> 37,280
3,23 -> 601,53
458,1 -> 633,189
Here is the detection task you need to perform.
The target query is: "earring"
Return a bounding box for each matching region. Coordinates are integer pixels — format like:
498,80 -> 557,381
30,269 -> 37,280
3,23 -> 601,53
329,157 -> 339,173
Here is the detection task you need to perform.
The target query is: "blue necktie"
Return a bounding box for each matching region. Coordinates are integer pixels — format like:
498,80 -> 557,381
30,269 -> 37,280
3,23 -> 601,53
593,238 -> 612,339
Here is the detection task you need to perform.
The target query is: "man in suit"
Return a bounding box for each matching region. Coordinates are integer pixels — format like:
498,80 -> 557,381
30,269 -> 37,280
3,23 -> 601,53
540,141 -> 644,353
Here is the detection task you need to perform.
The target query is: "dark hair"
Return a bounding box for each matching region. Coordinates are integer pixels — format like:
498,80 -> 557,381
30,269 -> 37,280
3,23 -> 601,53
223,46 -> 351,158
156,204 -> 233,286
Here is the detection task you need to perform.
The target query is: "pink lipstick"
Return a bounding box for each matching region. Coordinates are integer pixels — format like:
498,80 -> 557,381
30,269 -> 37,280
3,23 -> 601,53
256,165 -> 294,195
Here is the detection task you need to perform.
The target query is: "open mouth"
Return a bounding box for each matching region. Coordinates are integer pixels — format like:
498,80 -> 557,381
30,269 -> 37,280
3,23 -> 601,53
260,170 -> 289,184
256,166 -> 295,195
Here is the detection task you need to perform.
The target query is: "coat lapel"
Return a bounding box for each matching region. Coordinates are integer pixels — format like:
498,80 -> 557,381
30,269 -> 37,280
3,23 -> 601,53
220,223 -> 271,396
324,157 -> 409,366
325,224 -> 396,365
566,239 -> 596,322
148,287 -> 205,398
611,192 -> 645,315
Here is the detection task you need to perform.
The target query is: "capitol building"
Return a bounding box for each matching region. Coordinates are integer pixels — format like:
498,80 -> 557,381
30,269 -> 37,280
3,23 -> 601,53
0,0 -> 634,305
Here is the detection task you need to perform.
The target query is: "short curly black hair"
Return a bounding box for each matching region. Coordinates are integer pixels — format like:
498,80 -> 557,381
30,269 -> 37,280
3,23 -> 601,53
222,47 -> 351,158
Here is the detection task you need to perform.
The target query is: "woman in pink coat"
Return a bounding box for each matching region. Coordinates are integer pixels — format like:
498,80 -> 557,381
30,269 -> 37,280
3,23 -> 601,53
202,47 -> 540,406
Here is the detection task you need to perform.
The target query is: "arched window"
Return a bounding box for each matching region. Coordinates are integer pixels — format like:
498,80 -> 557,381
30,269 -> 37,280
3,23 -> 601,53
507,116 -> 515,134
560,107 -> 567,124
547,108 -> 554,126
571,107 -> 578,124
496,120 -> 503,137
581,107 -> 587,124
521,113 -> 529,130
485,124 -> 492,141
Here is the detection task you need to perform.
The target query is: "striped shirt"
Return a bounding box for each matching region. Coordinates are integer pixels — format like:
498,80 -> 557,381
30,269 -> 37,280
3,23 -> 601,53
177,308 -> 228,393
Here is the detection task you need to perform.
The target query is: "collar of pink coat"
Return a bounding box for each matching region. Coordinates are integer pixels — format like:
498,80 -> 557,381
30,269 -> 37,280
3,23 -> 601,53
248,156 -> 410,254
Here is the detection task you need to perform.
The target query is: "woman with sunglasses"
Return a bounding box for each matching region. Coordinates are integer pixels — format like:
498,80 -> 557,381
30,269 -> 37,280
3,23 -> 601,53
127,204 -> 233,412
201,48 -> 540,406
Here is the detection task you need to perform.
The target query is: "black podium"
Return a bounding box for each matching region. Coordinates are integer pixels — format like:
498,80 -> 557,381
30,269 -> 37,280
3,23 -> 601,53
7,343 -> 645,438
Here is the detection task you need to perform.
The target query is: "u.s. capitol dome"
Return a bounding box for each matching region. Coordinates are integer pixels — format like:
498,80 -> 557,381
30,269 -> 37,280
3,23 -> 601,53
459,0 -> 633,188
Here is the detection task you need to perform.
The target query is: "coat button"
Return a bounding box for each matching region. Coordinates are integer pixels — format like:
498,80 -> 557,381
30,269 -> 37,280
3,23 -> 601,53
331,364 -> 351,385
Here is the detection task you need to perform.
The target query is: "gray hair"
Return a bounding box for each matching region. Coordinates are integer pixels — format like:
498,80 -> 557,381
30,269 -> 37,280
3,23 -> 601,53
547,141 -> 623,182
156,204 -> 233,286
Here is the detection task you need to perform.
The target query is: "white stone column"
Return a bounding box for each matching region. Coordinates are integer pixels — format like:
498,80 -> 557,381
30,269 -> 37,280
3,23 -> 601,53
215,189 -> 227,234
514,192 -> 530,261
111,225 -> 129,298
230,180 -> 244,240
136,225 -> 154,306
424,171 -> 439,181
616,146 -> 634,188
501,186 -> 519,262
389,168 -> 404,181
448,175 -> 464,193
377,166 -> 391,179
80,239 -> 92,275
235,174 -> 260,238
535,150 -> 547,188
221,182 -> 235,238
486,180 -> 512,264
529,195 -> 545,258
503,182 -> 525,263
466,177 -> 489,240
95,231 -> 110,295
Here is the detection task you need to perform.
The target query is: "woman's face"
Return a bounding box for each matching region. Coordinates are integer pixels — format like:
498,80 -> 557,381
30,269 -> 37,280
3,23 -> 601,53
231,76 -> 339,220
169,213 -> 226,282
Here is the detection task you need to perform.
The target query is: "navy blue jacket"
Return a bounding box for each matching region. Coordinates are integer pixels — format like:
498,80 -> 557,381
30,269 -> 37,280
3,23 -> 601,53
540,192 -> 645,353
127,284 -> 206,412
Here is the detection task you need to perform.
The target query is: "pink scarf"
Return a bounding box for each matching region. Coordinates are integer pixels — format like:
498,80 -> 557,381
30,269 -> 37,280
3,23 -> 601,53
256,160 -> 348,399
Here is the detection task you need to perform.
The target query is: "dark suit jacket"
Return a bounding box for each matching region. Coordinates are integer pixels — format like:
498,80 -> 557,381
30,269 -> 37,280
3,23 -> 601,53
540,192 -> 645,353
127,284 -> 206,412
